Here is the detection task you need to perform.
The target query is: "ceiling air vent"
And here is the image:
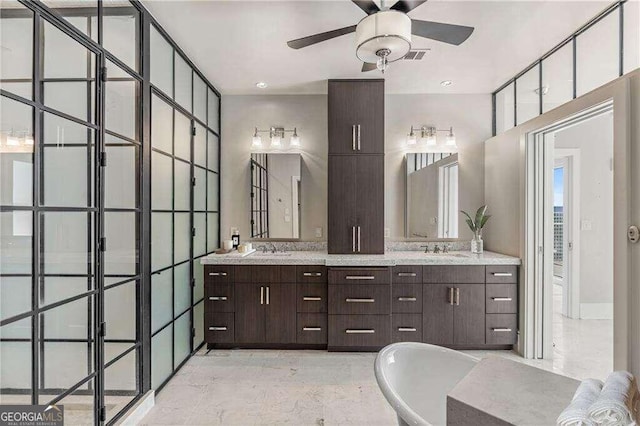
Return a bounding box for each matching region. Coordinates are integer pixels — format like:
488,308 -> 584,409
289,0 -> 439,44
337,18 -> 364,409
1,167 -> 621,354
403,49 -> 430,60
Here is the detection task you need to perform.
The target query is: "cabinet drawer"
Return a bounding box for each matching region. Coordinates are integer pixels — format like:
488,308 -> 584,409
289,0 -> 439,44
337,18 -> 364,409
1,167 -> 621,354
328,315 -> 390,347
296,313 -> 328,344
486,266 -> 518,283
297,283 -> 327,313
486,314 -> 517,345
392,284 -> 423,313
251,265 -> 281,283
486,284 -> 517,314
328,268 -> 390,285
296,266 -> 327,283
392,266 -> 422,284
423,266 -> 485,284
328,284 -> 391,315
204,284 -> 234,312
204,265 -> 234,283
204,313 -> 234,343
392,314 -> 422,342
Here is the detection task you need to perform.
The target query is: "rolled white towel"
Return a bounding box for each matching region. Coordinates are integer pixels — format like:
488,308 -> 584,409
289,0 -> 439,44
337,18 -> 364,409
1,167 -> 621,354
557,378 -> 603,426
588,371 -> 639,426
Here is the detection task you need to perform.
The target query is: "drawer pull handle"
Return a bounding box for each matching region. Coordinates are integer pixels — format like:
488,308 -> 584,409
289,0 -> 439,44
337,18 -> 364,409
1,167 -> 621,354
303,327 -> 322,331
346,329 -> 375,334
345,276 -> 375,280
303,296 -> 322,301
209,296 -> 228,301
209,272 -> 228,276
209,326 -> 227,331
397,297 -> 417,302
398,327 -> 417,332
491,297 -> 513,301
492,272 -> 513,277
303,272 -> 322,277
492,328 -> 512,332
397,273 -> 417,277
346,298 -> 375,303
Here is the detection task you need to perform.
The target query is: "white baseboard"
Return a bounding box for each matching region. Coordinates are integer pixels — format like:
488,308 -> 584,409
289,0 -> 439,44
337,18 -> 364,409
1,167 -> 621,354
115,390 -> 154,426
580,303 -> 613,320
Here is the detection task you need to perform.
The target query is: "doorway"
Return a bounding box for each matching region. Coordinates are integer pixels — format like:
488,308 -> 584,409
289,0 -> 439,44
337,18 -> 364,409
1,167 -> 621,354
528,102 -> 615,380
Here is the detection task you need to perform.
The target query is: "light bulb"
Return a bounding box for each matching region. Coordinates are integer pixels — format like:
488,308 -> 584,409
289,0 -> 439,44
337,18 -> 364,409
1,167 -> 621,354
6,135 -> 19,146
445,127 -> 456,147
406,127 -> 417,145
290,128 -> 300,147
251,128 -> 262,147
425,134 -> 437,146
271,135 -> 282,148
24,135 -> 34,145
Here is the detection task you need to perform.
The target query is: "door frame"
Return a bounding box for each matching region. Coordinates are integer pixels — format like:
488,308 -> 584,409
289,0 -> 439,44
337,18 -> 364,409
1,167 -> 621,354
525,100 -> 621,360
553,149 -> 581,319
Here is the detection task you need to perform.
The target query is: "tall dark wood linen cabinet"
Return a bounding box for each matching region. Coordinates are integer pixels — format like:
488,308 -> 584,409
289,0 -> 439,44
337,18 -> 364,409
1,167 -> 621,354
328,79 -> 385,254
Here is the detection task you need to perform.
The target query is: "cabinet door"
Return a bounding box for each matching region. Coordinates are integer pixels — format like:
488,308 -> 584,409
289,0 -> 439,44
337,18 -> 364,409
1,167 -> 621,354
328,156 -> 357,254
265,283 -> 297,343
234,283 -> 265,343
351,81 -> 384,154
328,81 -> 360,154
422,284 -> 454,345
355,155 -> 384,254
453,284 -> 486,345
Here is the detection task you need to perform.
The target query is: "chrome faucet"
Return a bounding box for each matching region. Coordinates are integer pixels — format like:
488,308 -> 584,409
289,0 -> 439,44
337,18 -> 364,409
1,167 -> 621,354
443,244 -> 450,253
433,244 -> 441,254
268,242 -> 278,253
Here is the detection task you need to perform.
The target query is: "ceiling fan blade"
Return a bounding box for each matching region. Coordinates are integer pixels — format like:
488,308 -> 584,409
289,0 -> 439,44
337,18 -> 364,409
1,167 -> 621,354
390,1 -> 428,14
411,20 -> 474,45
361,62 -> 377,72
352,0 -> 380,15
287,25 -> 357,49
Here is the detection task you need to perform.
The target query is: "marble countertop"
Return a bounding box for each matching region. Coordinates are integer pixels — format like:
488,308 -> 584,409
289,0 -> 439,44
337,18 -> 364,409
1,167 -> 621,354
200,250 -> 520,266
447,357 -> 579,426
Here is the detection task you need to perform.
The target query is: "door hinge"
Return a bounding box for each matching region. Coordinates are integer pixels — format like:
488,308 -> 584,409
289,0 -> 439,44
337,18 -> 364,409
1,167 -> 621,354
99,237 -> 106,252
100,66 -> 107,82
568,242 -> 573,250
99,406 -> 106,422
99,322 -> 106,337
191,328 -> 196,338
192,228 -> 196,237
191,177 -> 196,186
250,192 -> 254,198
99,151 -> 107,167
192,127 -> 196,136
191,278 -> 195,288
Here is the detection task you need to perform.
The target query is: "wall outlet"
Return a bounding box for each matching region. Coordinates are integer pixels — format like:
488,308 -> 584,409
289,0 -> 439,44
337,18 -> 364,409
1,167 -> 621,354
384,228 -> 391,238
581,220 -> 592,231
315,227 -> 323,238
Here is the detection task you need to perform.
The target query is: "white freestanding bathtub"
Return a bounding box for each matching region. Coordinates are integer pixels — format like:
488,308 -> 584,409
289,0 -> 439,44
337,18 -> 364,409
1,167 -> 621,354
374,342 -> 479,426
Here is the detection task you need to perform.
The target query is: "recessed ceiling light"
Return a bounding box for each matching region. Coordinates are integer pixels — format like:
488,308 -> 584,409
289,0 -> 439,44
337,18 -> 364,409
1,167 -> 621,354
440,80 -> 453,87
256,82 -> 268,89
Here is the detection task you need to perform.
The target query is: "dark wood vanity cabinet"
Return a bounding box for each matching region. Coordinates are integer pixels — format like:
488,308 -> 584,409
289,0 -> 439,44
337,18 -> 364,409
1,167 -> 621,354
327,80 -> 384,255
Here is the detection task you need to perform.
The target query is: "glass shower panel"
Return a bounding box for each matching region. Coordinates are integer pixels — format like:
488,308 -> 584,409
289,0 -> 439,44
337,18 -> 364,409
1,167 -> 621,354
194,123 -> 206,167
174,111 -> 191,162
151,324 -> 172,390
0,96 -> 34,206
0,211 -> 32,274
194,213 -> 206,257
193,74 -> 207,123
105,134 -> 138,209
207,130 -> 219,173
0,3 -> 33,99
151,212 -> 172,271
495,82 -> 514,134
173,312 -> 191,368
0,318 -> 31,404
0,277 -> 31,321
174,213 -> 190,264
103,0 -> 140,72
207,88 -> 219,133
40,1 -> 97,41
105,61 -> 138,140
207,172 -> 219,212
151,270 -> 172,333
175,54 -> 192,112
576,11 -> 619,96
516,64 -> 540,125
104,349 -> 138,422
104,211 -> 137,277
152,151 -> 173,210
207,212 -> 219,252
193,301 -> 204,348
42,211 -> 92,275
193,261 -> 204,302
542,42 -> 573,113
194,167 -> 206,211
151,94 -> 173,153
150,25 -> 173,98
174,159 -> 191,211
104,280 -> 136,347
174,262 -> 191,316
42,276 -> 88,308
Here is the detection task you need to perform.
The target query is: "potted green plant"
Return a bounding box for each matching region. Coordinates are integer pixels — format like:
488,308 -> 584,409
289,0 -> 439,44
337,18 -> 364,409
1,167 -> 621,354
461,205 -> 491,254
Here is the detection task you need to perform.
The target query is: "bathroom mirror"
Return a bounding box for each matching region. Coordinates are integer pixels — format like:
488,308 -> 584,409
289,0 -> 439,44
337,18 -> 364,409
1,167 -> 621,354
405,152 -> 459,239
250,153 -> 301,239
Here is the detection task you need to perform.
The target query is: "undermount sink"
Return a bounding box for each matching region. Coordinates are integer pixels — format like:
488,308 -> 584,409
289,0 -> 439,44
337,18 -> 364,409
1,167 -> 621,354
252,252 -> 293,257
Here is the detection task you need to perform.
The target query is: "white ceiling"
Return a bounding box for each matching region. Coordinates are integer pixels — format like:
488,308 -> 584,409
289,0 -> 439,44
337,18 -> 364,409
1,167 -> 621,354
141,0 -> 616,95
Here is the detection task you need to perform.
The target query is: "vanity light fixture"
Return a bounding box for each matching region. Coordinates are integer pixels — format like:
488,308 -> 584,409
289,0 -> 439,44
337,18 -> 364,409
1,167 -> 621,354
406,126 -> 417,145
6,133 -> 20,146
445,127 -> 456,147
24,134 -> 34,146
251,126 -> 302,149
406,125 -> 457,148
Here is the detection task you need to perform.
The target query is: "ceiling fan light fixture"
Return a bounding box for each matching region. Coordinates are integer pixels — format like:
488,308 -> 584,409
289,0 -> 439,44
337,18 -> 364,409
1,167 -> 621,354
355,11 -> 411,65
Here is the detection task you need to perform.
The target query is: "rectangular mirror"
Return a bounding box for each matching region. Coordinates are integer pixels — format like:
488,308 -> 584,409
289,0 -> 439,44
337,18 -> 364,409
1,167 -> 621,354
406,152 -> 459,239
250,153 -> 301,239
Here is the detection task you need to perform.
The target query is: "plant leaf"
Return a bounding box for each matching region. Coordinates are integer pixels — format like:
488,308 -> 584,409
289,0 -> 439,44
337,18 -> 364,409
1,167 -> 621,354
480,214 -> 491,229
474,205 -> 487,227
465,218 -> 475,232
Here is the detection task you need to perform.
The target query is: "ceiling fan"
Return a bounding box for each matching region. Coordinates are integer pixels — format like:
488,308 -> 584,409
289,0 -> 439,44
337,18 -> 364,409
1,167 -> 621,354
287,0 -> 474,73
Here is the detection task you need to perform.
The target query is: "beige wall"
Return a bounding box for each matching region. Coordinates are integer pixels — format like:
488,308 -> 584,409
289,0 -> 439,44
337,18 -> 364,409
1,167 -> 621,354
221,92 -> 491,241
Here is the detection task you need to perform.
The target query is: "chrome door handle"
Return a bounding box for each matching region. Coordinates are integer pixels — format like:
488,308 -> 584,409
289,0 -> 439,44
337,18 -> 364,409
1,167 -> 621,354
303,327 -> 322,331
346,298 -> 374,303
208,326 -> 227,331
209,272 -> 228,276
492,272 -> 513,277
491,297 -> 513,301
449,287 -> 454,305
397,297 -> 417,302
455,287 -> 460,306
208,296 -> 228,301
260,286 -> 264,305
303,296 -> 322,301
303,272 -> 322,277
345,276 -> 375,280
397,273 -> 417,277
266,286 -> 270,305
346,329 -> 374,334
352,125 -> 356,151
352,226 -> 356,253
357,124 -> 361,150
398,327 -> 417,332
357,226 -> 361,253
492,328 -> 513,332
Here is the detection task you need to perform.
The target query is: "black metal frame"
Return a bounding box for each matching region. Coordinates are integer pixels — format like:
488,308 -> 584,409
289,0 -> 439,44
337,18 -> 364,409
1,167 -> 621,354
249,154 -> 269,238
0,0 -> 222,424
491,0 -> 628,136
